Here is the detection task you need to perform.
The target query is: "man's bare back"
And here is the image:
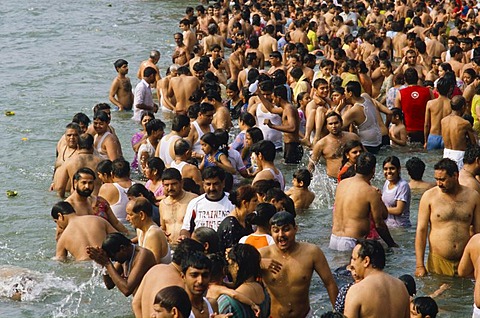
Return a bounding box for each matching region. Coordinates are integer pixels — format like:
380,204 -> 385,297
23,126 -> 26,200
169,75 -> 201,113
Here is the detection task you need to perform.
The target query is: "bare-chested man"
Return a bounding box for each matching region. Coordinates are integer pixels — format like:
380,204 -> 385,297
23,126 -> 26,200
229,40 -> 246,83
290,19 -> 308,46
442,95 -> 476,169
55,133 -> 102,198
364,4 -> 385,31
459,146 -> 480,194
109,59 -> 134,111
51,122 -> 80,191
168,66 -> 201,114
51,201 -> 116,261
172,33 -> 190,67
179,19 -> 197,55
302,78 -> 332,147
65,167 -> 128,234
267,51 -> 285,75
159,168 -> 198,245
137,50 -> 161,85
330,152 -> 398,251
424,77 -> 452,150
415,158 -> 480,277
260,212 -> 338,318
87,233 -> 156,297
252,140 -> 286,191
170,139 -> 204,190
202,23 -> 230,56
395,49 -> 428,81
132,239 -> 204,318
156,64 -> 178,112
309,112 -> 360,178
345,240 -> 410,318
259,25 -> 278,60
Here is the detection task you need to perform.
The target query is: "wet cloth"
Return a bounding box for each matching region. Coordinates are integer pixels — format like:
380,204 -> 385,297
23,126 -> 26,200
427,252 -> 459,276
427,134 -> 444,150
443,148 -> 464,170
472,304 -> 480,318
329,234 -> 357,251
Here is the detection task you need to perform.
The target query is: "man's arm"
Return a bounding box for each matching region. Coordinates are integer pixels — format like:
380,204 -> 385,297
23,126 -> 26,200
394,92 -> 402,110
308,139 -> 324,172
458,238 -> 475,277
267,109 -> 296,133
371,192 -> 398,247
344,284 -> 361,318
55,237 -> 68,261
472,191 -> 480,234
104,136 -> 121,161
415,191 -> 431,276
424,105 -> 432,149
342,105 -> 361,128
55,165 -> 69,198
313,246 -> 338,307
109,78 -> 122,109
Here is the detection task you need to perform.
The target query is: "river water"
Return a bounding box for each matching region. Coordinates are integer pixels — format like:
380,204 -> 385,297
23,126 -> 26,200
0,0 -> 474,316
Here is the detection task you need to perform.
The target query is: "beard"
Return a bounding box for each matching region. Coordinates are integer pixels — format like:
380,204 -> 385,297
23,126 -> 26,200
77,188 -> 93,197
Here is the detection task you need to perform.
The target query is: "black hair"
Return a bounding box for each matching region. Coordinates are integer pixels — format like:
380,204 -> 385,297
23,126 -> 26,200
192,227 -> 220,253
270,211 -> 296,227
153,286 -> 192,318
51,201 -> 75,219
112,158 -> 130,178
406,157 -> 426,181
412,297 -> 438,318
102,233 -> 132,258
293,169 -> 312,188
181,251 -> 212,273
356,239 -> 385,269
227,244 -> 261,288
127,183 -> 157,205
202,166 -> 226,181
251,140 -> 276,162
356,152 -> 376,176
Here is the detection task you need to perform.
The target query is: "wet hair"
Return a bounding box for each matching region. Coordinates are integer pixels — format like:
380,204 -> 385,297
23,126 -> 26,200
404,67 -> 419,85
146,119 -> 165,136
192,227 -> 220,253
436,77 -> 451,96
202,166 -> 226,181
398,274 -> 416,297
141,111 -> 155,122
96,159 -> 112,177
229,185 -> 257,208
127,183 -> 157,205
93,103 -> 111,114
293,169 -> 312,187
201,132 -> 220,151
143,66 -> 157,78
131,197 -> 153,218
239,112 -> 256,127
464,145 -> 480,164
153,286 -> 191,318
227,244 -> 261,288
253,179 -> 280,196
325,111 -> 343,125
174,138 -> 191,156
434,158 -> 458,176
146,157 -> 165,180
356,152 -> 376,176
270,211 -> 296,227
51,201 -> 75,219
246,203 -> 277,228
439,62 -> 452,73
161,167 -> 182,181
345,81 -> 361,97
114,59 -> 128,71
172,238 -> 204,265
213,129 -> 230,158
383,156 -> 401,170
391,108 -> 404,122
112,158 -> 130,178
78,133 -> 94,150
93,110 -> 109,122
356,239 -> 385,269
73,167 -> 96,182
450,95 -> 466,111
72,112 -> 91,127
412,297 -> 438,318
246,127 -> 264,143
102,233 -> 132,258
181,251 -> 212,273
251,140 -> 276,162
406,157 -> 426,181
199,102 -> 215,114
171,114 -> 190,132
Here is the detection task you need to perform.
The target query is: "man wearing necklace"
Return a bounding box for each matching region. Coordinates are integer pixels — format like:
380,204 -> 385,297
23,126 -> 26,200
159,168 -> 198,245
54,133 -> 103,198
308,112 -> 360,178
459,146 -> 480,193
260,212 -> 339,318
87,233 -> 156,297
132,239 -> 204,318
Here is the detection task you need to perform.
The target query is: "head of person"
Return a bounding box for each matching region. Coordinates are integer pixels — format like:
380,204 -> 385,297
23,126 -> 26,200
146,118 -> 166,139
143,66 -> 157,84
102,233 -> 134,263
450,95 -> 466,112
197,103 -> 215,125
435,76 -> 453,97
161,168 -> 183,198
127,183 -> 157,205
345,81 -> 362,100
438,62 -> 452,78
150,50 -> 160,63
245,127 -> 264,148
411,296 -> 438,318
93,103 -> 112,119
226,244 -> 261,288
433,158 -> 459,192
383,156 -> 401,183
96,159 -> 113,183
251,140 -> 276,163
245,202 -> 276,232
126,197 -> 153,229
265,188 -> 289,212
112,158 -> 130,179
191,227 -> 220,254
252,179 -> 280,203
325,112 -> 343,136
398,274 -> 416,299
200,132 -> 220,155
145,157 -> 165,182
114,59 -> 128,73
64,123 -> 80,148
202,166 -> 225,200
404,67 -> 419,85
72,112 -> 91,133
229,185 -> 258,212
93,111 -> 110,134
391,107 -> 404,125
463,145 -> 480,169
174,138 -> 192,159
406,157 -> 426,181
355,152 -> 376,177
293,169 -> 312,189
78,133 -> 94,151
73,167 -> 96,197
51,201 -> 75,230
181,252 -> 212,296
171,115 -> 191,138
350,239 -> 385,280
140,111 -> 155,131
152,286 -> 191,318
270,211 -> 297,251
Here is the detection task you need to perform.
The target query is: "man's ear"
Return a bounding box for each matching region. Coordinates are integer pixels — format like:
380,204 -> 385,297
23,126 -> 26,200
172,307 -> 181,318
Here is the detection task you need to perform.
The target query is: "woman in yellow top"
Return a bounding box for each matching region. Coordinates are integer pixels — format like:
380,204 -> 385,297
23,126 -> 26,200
471,85 -> 480,135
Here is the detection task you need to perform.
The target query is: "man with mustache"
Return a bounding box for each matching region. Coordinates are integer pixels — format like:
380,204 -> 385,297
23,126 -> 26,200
415,158 -> 480,277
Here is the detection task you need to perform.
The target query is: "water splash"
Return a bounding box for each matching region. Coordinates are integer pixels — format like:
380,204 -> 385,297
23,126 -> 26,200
309,161 -> 337,210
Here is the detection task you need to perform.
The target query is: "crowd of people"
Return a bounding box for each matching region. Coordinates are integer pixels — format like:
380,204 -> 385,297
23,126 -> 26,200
43,0 -> 480,316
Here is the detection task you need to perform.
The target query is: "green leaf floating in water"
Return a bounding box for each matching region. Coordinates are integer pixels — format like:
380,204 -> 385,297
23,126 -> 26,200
6,190 -> 18,197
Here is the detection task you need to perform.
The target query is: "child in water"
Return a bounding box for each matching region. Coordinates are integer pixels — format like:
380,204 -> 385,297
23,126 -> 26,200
285,169 -> 315,210
389,107 -> 407,146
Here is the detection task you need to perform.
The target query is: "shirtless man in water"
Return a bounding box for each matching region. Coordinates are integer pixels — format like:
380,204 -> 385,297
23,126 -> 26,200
309,112 -> 360,178
51,122 -> 80,191
415,158 -> 480,277
65,167 -> 128,235
260,212 -> 338,317
137,50 -> 161,86
168,66 -> 201,114
109,59 -> 134,111
459,146 -> 480,194
331,152 -> 398,251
